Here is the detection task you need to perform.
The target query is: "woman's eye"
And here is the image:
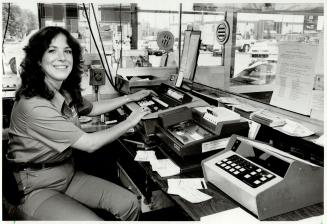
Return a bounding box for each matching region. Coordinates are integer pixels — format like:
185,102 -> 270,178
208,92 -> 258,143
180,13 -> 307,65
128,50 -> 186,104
65,49 -> 72,54
48,49 -> 55,53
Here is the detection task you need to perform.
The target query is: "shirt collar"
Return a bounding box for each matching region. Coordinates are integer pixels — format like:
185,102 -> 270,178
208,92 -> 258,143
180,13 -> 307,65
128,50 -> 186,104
51,90 -> 66,112
45,79 -> 73,111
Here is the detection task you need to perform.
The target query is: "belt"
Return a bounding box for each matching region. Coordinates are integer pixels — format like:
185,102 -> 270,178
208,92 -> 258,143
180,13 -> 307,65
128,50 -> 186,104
13,157 -> 72,171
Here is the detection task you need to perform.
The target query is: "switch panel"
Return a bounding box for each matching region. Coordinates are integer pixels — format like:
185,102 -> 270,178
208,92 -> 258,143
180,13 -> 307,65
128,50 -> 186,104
89,65 -> 105,86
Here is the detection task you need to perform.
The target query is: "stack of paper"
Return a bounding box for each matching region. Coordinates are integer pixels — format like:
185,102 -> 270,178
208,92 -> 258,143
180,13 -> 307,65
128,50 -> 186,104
250,109 -> 286,127
134,150 -> 180,177
167,178 -> 212,203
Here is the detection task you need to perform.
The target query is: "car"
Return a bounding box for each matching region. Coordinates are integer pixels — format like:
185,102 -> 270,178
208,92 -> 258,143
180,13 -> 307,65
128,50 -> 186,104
212,43 -> 222,57
200,43 -> 208,51
235,33 -> 256,52
146,40 -> 164,56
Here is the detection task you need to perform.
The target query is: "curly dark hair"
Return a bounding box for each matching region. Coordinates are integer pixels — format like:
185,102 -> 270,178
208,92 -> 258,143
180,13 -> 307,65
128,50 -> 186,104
16,26 -> 84,107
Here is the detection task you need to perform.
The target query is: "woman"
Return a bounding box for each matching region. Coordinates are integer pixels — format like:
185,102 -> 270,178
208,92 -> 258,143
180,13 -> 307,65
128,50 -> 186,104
7,26 -> 152,220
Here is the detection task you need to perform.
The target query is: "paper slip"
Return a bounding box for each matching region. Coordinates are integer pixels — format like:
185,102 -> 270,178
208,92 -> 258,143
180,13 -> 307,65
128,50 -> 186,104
134,150 -> 157,162
312,134 -> 324,147
201,207 -> 260,224
168,178 -> 207,189
201,208 -> 323,224
277,119 -> 315,137
168,185 -> 212,203
202,137 -> 230,153
150,159 -> 180,177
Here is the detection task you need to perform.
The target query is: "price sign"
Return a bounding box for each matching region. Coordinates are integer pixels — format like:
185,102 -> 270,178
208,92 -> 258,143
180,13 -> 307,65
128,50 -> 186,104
216,21 -> 230,45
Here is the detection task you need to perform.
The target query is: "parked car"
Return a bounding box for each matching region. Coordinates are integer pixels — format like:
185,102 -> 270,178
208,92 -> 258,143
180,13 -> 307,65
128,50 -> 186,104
235,33 -> 256,52
146,40 -> 164,56
212,43 -> 222,57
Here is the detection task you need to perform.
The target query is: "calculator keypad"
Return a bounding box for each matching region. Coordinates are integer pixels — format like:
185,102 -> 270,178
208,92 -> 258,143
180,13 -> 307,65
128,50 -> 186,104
215,154 -> 275,188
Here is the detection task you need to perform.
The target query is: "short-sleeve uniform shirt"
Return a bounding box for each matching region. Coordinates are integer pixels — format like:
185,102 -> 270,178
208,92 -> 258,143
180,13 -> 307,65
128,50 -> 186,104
7,90 -> 93,164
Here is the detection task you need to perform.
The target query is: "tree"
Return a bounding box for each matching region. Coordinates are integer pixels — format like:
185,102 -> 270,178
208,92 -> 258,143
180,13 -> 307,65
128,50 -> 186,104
2,3 -> 37,40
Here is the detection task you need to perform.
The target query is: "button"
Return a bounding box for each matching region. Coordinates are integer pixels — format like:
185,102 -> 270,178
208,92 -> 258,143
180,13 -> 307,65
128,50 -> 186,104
231,163 -> 236,167
226,161 -> 232,164
244,174 -> 251,179
256,168 -> 262,172
236,166 -> 241,169
225,165 -> 231,169
233,171 -> 240,175
217,161 -> 222,165
222,159 -> 228,162
240,168 -> 245,172
221,163 -> 226,167
250,171 -> 257,175
260,177 -> 267,181
254,180 -> 261,185
229,168 -> 235,172
266,174 -> 273,178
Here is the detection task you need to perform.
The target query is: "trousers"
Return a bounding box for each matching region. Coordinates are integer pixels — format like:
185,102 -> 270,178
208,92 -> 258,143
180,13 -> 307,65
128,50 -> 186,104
14,162 -> 140,221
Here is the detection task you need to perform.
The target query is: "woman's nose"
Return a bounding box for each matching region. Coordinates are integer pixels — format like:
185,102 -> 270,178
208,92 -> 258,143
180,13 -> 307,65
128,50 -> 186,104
57,51 -> 66,60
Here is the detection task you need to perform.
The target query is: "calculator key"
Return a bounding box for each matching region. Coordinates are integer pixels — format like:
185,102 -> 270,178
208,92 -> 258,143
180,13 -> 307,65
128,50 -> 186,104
256,168 -> 262,172
240,168 -> 245,172
227,161 -> 232,164
233,171 -> 240,175
250,171 -> 257,175
236,166 -> 241,169
230,168 -> 235,172
244,174 -> 251,179
260,177 -> 267,181
221,163 -> 226,167
225,166 -> 231,169
231,163 -> 236,167
266,174 -> 273,178
217,161 -> 222,165
222,159 -> 228,162
254,180 -> 261,185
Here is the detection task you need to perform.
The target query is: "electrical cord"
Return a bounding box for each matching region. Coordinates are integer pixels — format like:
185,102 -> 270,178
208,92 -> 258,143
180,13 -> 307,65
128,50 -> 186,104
2,3 -> 10,51
82,3 -> 119,91
2,3 -> 11,75
90,3 -> 116,87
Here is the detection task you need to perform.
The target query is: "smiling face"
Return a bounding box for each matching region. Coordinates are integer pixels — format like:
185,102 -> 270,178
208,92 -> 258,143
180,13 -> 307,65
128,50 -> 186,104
41,33 -> 73,88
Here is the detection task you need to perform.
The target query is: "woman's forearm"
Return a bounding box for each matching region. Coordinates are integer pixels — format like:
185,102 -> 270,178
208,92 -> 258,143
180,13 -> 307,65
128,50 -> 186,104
72,117 -> 136,152
88,95 -> 131,116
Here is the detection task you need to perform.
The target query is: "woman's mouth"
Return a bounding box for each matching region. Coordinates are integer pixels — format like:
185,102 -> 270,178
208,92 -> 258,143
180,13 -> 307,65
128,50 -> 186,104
53,65 -> 68,69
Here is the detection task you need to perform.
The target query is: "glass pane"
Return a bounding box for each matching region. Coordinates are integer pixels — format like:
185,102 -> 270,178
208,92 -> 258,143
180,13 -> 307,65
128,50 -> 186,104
182,12 -> 225,66
2,3 -> 38,76
232,12 -> 324,104
138,11 -> 179,67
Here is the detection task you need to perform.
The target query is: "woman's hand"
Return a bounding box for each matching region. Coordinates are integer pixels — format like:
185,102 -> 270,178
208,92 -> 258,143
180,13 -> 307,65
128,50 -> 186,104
127,89 -> 154,102
126,106 -> 151,126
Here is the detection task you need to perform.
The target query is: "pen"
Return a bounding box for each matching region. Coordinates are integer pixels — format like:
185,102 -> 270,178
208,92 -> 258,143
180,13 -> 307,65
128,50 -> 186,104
201,180 -> 205,189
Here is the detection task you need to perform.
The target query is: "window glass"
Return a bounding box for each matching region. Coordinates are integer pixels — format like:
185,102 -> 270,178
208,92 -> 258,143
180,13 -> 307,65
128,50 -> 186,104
181,12 -> 225,66
232,12 -> 323,105
137,11 -> 179,67
2,3 -> 38,76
